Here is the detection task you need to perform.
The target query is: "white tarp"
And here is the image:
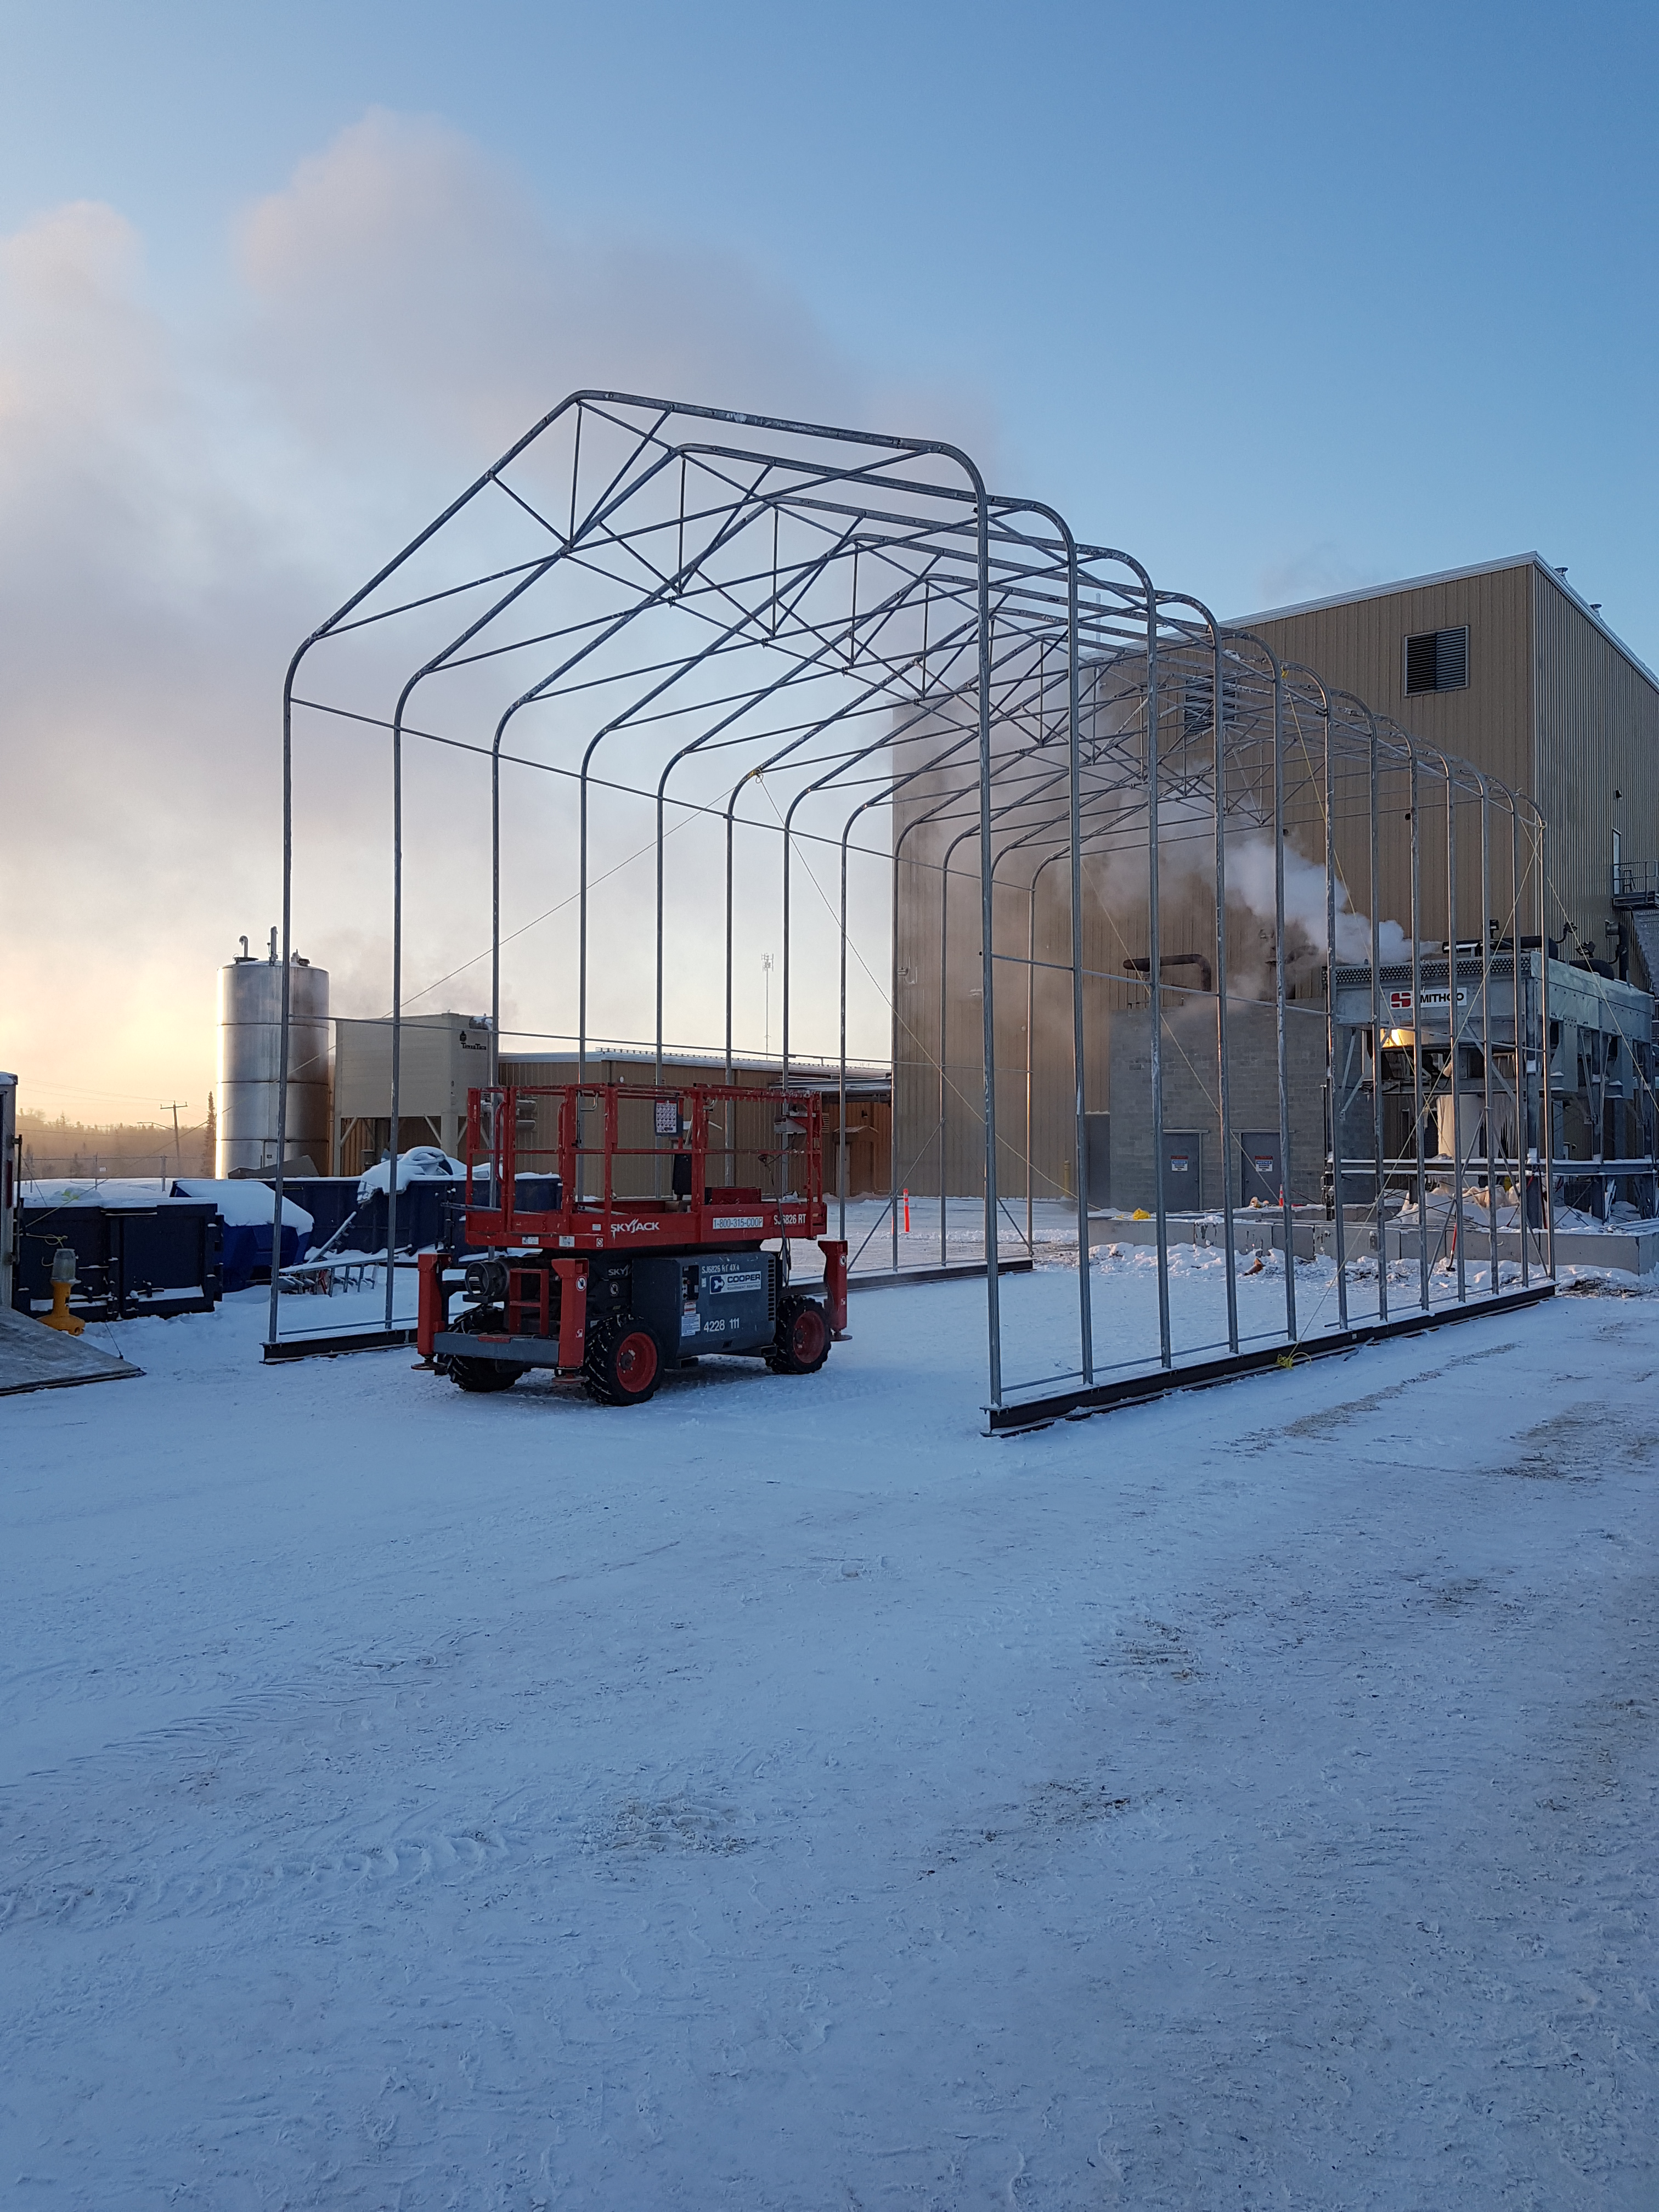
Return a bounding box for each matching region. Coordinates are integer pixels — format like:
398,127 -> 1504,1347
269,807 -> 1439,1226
355,1147 -> 469,1201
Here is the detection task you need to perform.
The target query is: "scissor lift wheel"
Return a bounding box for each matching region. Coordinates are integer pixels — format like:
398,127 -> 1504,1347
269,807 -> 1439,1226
767,1293 -> 831,1375
447,1305 -> 526,1393
584,1313 -> 662,1406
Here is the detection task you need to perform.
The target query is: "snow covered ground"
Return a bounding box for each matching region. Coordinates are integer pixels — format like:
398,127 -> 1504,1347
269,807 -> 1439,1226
3,1265 -> 1656,2208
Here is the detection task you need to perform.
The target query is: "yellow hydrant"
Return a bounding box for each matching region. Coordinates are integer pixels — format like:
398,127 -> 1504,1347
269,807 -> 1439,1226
41,1248 -> 84,1335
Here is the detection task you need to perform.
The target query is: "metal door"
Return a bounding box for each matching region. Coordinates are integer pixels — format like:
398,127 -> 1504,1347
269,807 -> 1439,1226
1085,1113 -> 1111,1209
1161,1131 -> 1203,1211
1239,1131 -> 1282,1206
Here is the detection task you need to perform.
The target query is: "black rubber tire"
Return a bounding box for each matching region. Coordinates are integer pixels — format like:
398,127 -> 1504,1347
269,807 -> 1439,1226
766,1291 -> 831,1375
584,1312 -> 662,1406
446,1305 -> 526,1393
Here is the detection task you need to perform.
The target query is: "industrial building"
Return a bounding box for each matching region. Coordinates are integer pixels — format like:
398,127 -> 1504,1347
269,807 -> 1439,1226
336,1026 -> 889,1201
217,953 -> 890,1203
893,552 -> 1659,1216
1233,554 -> 1659,983
331,1012 -> 490,1176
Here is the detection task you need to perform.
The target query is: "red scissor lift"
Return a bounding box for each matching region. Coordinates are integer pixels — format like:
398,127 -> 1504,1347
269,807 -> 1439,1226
417,1081 -> 849,1404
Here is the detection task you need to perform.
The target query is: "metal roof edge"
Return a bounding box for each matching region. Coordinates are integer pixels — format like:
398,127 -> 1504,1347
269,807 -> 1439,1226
1530,561 -> 1659,694
1227,553 -> 1538,629
1228,553 -> 1659,696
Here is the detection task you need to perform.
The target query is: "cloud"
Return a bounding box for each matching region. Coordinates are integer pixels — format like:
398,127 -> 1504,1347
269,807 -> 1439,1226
0,199 -> 312,1115
0,112 -> 992,1115
236,111 -> 868,458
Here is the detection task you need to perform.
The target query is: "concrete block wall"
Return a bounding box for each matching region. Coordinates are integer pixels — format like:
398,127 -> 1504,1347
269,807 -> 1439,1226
1106,998 -> 1329,1212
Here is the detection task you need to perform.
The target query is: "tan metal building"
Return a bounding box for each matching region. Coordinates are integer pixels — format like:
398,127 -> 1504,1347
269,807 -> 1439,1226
894,553 -> 1659,1208
332,1014 -> 493,1177
1232,554 -> 1659,973
331,1017 -> 889,1197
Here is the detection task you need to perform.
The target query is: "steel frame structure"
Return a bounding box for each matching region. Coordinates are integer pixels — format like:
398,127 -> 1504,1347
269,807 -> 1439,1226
267,392 -> 1554,1423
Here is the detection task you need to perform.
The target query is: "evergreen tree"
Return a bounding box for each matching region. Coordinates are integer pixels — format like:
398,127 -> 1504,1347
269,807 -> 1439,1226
202,1090 -> 217,1175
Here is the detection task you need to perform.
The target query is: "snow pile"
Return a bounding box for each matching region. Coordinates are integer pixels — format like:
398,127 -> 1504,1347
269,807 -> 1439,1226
25,1177 -> 193,1208
1551,1203 -> 1653,1235
170,1179 -> 314,1233
1558,1263 -> 1659,1294
355,1146 -> 469,1201
1398,1196 -> 1525,1232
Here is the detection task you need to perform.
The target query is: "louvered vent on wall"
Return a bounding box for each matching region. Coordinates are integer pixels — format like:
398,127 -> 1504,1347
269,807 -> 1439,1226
1403,624 -> 1469,695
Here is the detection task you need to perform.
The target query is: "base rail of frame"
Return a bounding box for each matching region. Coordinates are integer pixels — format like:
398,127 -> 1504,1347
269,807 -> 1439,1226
986,1282 -> 1557,1434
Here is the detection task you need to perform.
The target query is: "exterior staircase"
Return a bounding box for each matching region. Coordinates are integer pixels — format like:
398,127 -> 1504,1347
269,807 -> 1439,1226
1611,862 -> 1659,991
1625,906 -> 1659,995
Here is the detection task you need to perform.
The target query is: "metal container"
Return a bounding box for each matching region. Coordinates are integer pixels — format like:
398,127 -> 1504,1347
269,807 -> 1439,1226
16,1197 -> 223,1319
217,938 -> 331,1175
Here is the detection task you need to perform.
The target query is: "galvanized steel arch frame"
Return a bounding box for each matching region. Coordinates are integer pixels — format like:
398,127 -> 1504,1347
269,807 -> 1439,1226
269,391 -> 1555,1421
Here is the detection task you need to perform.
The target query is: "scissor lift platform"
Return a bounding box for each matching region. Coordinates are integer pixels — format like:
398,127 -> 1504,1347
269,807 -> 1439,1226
416,1081 -> 847,1404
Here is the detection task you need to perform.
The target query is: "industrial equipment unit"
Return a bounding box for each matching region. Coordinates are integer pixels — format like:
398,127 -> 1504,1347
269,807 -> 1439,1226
417,1081 -> 845,1405
1329,945 -> 1657,1220
14,1195 -> 223,1320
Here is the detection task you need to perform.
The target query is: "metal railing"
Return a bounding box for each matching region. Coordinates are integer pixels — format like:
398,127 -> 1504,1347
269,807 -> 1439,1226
1612,860 -> 1659,905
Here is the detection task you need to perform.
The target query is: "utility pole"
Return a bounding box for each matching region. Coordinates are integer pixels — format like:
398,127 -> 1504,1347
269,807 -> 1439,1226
161,1101 -> 187,1182
761,953 -> 774,1060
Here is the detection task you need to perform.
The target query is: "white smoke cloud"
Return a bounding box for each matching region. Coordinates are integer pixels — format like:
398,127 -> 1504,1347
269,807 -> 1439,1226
1082,803 -> 1412,1001
1223,834 -> 1412,966
0,112 -> 994,1117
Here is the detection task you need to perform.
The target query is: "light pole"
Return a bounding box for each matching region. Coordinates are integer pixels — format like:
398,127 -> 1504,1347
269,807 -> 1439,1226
762,953 -> 774,1060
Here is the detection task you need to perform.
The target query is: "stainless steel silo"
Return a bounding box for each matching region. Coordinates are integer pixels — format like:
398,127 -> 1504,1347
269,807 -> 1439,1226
217,936 -> 331,1175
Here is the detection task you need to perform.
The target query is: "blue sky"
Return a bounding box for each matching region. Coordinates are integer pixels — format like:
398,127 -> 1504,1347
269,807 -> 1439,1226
2,0 -> 1655,1114
5,0 -> 1654,630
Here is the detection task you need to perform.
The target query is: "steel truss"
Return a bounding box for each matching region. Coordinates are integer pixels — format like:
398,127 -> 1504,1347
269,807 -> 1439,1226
267,393 -> 1553,1422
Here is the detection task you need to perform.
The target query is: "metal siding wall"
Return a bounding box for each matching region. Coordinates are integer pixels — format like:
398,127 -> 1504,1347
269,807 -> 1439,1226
893,845 -> 947,1197
496,1055 -> 836,1201
891,560 -> 1658,1211
1246,563 -> 1536,944
1533,569 -> 1659,958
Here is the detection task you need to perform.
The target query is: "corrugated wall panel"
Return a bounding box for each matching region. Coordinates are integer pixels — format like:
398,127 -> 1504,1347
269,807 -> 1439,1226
893,560 -> 1659,1204
1245,562 -> 1537,945
1533,568 -> 1659,959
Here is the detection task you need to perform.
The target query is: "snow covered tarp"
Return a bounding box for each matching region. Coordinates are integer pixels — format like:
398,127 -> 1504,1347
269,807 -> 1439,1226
23,1177 -> 184,1208
354,1147 -> 468,1202
170,1180 -> 314,1233
170,1180 -> 314,1291
323,1148 -> 477,1260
